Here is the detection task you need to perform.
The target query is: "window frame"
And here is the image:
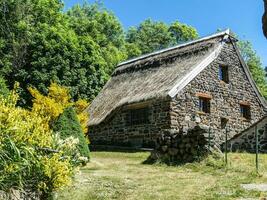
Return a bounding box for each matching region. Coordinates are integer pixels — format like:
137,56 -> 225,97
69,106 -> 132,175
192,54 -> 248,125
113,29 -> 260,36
198,97 -> 211,114
127,107 -> 149,126
219,65 -> 229,83
240,104 -> 251,120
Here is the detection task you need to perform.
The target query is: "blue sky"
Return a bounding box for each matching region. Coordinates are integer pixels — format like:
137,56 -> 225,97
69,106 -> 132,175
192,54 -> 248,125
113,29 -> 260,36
64,0 -> 267,67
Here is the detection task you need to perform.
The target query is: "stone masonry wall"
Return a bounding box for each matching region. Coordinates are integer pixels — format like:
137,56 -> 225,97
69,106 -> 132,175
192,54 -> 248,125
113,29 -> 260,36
88,98 -> 172,148
229,116 -> 267,153
169,42 -> 265,147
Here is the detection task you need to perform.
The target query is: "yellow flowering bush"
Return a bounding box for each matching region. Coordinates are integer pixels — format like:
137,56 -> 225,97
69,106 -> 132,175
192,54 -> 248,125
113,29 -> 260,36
0,84 -> 83,198
29,83 -> 71,124
40,154 -> 73,192
74,99 -> 90,133
29,82 -> 89,134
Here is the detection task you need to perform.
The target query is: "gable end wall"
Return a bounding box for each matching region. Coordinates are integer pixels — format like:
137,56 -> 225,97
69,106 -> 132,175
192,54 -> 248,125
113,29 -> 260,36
170,41 -> 265,146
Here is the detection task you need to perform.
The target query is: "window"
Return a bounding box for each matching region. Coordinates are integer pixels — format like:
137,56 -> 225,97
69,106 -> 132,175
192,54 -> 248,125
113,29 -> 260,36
221,117 -> 228,129
199,97 -> 210,113
240,104 -> 251,119
127,107 -> 149,125
219,65 -> 229,83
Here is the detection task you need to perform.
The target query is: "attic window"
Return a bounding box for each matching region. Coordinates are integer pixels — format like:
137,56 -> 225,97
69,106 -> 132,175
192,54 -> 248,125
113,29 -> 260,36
199,97 -> 210,113
128,107 -> 149,125
240,104 -> 251,120
219,65 -> 229,83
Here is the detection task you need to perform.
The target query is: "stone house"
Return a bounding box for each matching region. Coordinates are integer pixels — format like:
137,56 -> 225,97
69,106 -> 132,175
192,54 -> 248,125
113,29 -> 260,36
86,29 -> 267,149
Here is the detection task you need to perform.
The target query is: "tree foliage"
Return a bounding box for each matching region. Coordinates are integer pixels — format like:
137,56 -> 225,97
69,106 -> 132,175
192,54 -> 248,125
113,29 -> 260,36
0,76 -> 9,97
53,107 -> 90,159
238,40 -> 267,98
0,1 -> 126,105
169,21 -> 198,44
126,19 -> 198,57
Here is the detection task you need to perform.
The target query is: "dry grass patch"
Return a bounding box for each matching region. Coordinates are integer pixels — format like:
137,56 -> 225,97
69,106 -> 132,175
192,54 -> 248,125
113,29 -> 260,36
56,152 -> 267,200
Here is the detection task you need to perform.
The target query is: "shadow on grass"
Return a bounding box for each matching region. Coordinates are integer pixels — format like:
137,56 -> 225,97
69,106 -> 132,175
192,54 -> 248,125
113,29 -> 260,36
90,144 -> 153,153
142,154 -> 208,166
142,151 -> 225,168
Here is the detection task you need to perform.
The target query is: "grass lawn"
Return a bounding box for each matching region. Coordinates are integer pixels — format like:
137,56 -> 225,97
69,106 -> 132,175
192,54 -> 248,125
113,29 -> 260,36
56,152 -> 267,200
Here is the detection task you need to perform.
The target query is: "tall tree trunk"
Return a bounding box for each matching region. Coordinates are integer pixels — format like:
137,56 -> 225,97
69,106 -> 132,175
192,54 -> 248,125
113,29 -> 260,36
263,0 -> 267,38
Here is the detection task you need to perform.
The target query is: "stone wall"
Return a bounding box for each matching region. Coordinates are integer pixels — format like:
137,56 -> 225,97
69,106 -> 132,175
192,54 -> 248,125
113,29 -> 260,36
88,97 -> 172,148
148,122 -> 213,164
229,116 -> 267,153
169,42 -> 265,147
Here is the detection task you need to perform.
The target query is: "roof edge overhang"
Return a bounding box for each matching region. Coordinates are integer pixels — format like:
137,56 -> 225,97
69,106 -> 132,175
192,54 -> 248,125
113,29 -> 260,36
231,40 -> 267,109
87,95 -> 171,127
167,35 -> 227,98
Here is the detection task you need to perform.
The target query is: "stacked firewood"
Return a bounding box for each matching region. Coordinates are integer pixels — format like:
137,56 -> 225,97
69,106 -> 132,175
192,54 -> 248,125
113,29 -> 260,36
149,123 -> 214,163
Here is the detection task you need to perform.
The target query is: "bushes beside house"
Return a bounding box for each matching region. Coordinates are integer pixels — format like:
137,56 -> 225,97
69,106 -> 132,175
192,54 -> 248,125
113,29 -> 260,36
0,83 -> 90,199
53,107 -> 90,161
0,86 -> 72,199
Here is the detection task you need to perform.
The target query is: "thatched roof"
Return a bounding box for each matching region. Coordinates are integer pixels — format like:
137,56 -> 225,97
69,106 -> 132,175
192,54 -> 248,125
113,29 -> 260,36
86,30 -> 229,126
86,29 -> 265,126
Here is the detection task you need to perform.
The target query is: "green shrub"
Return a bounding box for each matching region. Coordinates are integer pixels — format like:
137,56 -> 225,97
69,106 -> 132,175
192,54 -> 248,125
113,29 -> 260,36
0,76 -> 9,97
53,107 -> 90,161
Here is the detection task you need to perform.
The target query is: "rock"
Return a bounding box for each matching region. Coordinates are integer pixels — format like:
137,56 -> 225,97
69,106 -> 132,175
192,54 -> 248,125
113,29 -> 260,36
168,148 -> 178,156
150,151 -> 160,160
198,124 -> 209,131
188,121 -> 197,129
185,115 -> 191,121
241,184 -> 267,192
195,116 -> 201,123
162,145 -> 168,152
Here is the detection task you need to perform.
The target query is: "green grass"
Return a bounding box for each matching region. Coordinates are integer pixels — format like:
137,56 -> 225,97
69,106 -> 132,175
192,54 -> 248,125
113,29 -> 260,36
56,152 -> 267,200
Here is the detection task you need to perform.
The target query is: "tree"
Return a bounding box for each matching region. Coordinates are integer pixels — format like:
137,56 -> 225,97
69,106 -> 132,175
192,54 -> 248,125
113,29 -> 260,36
263,0 -> 267,38
126,19 -> 174,56
66,3 -> 127,99
53,107 -> 90,159
169,21 -> 198,44
0,0 -> 71,105
0,1 -> 126,106
126,19 -> 198,58
238,40 -> 267,98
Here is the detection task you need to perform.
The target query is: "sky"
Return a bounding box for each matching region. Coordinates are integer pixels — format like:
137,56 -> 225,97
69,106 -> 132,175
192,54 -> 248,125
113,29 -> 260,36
64,0 -> 267,67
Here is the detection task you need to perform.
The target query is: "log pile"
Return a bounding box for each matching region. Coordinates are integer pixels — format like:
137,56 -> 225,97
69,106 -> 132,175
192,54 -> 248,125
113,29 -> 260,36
149,122 -> 215,164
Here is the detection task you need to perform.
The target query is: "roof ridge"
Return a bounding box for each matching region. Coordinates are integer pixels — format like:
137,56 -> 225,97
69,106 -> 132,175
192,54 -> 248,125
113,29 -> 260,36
113,43 -> 213,76
118,29 -> 231,67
